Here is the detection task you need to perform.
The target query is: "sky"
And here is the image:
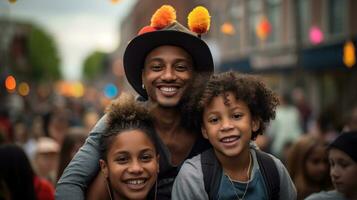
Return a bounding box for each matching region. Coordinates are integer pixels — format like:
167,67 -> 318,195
1,0 -> 138,80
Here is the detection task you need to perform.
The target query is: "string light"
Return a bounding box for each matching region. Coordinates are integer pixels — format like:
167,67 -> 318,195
5,75 -> 16,91
221,22 -> 235,35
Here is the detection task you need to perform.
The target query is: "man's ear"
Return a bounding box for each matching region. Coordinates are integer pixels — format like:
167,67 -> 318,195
201,127 -> 208,139
99,159 -> 109,179
252,118 -> 260,132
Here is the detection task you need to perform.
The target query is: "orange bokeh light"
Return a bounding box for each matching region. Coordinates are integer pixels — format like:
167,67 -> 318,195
5,75 -> 16,91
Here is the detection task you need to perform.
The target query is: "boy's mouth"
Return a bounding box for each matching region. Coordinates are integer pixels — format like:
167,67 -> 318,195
220,135 -> 240,143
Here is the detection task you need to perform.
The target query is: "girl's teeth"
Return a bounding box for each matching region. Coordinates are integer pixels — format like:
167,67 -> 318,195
127,179 -> 145,185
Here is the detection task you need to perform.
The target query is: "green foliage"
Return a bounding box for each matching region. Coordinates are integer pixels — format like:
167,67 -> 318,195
82,51 -> 106,80
27,25 -> 61,81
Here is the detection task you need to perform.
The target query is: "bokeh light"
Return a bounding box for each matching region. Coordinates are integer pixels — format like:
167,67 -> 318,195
104,83 -> 118,99
309,26 -> 324,45
343,41 -> 356,68
221,22 -> 235,35
18,82 -> 30,96
5,75 -> 16,91
73,82 -> 84,98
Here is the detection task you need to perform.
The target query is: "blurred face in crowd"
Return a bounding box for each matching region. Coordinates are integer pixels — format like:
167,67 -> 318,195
329,148 -> 357,198
305,145 -> 329,183
100,130 -> 159,200
201,92 -> 259,159
142,45 -> 194,108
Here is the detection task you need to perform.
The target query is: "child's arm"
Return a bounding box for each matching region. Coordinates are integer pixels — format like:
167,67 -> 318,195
171,155 -> 208,200
55,115 -> 107,200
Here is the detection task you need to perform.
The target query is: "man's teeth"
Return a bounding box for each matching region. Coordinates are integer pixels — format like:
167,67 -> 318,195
126,179 -> 145,185
160,87 -> 177,92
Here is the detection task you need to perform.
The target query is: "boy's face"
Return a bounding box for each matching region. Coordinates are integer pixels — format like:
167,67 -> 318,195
142,45 -> 194,108
100,130 -> 159,200
329,148 -> 357,196
201,92 -> 259,159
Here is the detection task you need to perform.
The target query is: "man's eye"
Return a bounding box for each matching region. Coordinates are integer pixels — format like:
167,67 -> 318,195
151,65 -> 162,71
175,65 -> 189,72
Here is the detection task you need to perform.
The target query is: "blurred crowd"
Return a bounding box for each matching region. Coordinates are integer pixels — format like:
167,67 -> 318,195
0,82 -> 357,200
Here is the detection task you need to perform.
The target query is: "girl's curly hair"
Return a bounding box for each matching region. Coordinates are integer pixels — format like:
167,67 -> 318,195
183,71 -> 279,140
100,93 -> 159,160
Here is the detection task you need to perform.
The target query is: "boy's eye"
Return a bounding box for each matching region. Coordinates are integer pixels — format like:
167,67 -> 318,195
232,113 -> 242,120
208,116 -> 219,124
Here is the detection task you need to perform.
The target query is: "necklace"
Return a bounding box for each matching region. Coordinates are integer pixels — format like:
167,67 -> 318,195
225,152 -> 252,200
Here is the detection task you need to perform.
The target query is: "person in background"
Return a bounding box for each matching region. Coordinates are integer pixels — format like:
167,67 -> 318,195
268,92 -> 303,160
305,131 -> 357,200
57,127 -> 87,181
0,144 -> 55,200
287,135 -> 332,200
34,137 -> 60,185
172,72 -> 296,199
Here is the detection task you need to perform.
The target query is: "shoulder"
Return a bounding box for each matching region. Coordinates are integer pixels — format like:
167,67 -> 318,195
305,190 -> 347,200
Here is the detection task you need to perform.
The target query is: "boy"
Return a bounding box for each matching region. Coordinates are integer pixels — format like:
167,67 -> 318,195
172,72 -> 296,200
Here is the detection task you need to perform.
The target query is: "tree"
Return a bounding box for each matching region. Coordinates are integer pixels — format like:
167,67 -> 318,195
82,51 -> 106,80
27,24 -> 61,81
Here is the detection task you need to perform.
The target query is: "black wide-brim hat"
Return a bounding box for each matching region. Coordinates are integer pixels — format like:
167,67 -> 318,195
123,22 -> 214,100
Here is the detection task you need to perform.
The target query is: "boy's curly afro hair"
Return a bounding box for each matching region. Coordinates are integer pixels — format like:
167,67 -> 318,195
185,71 -> 279,140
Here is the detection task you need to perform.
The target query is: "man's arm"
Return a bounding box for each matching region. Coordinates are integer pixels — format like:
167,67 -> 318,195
55,115 -> 107,200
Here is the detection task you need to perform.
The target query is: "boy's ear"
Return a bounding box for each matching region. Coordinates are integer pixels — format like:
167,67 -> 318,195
201,127 -> 208,139
156,155 -> 160,173
99,159 -> 109,178
252,118 -> 260,132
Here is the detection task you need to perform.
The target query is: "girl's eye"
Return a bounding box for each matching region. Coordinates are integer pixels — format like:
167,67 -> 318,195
116,156 -> 129,164
140,153 -> 154,162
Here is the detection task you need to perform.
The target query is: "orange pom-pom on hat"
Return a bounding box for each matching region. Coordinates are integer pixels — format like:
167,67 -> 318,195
188,6 -> 211,35
150,5 -> 176,29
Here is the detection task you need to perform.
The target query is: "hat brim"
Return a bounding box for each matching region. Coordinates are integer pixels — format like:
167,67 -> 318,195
124,30 -> 214,100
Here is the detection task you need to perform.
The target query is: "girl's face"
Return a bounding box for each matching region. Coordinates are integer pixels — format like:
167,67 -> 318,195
329,148 -> 357,197
305,145 -> 329,183
100,130 -> 159,200
201,92 -> 259,159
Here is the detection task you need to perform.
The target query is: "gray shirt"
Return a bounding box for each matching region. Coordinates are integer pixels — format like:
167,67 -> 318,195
172,148 -> 297,200
305,190 -> 349,200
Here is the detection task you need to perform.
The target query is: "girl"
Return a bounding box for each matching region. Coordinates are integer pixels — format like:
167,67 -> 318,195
97,93 -> 160,200
287,135 -> 332,200
172,71 -> 296,200
305,131 -> 357,200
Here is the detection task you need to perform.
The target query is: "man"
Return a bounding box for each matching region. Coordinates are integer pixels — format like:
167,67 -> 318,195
56,7 -> 214,200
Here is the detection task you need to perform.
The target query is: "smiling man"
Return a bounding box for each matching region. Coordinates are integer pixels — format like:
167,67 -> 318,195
56,5 -> 214,200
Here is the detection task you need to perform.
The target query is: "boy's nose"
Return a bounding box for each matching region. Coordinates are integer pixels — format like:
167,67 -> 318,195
220,119 -> 234,131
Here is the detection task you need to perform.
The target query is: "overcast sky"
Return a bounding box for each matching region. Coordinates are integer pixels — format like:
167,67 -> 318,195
1,0 -> 137,80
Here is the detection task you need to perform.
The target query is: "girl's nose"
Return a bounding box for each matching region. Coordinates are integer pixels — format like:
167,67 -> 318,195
128,160 -> 144,174
220,118 -> 234,131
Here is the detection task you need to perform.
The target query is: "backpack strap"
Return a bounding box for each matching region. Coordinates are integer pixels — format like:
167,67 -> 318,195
201,148 -> 222,200
255,150 -> 280,200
